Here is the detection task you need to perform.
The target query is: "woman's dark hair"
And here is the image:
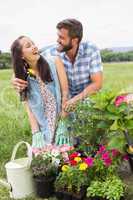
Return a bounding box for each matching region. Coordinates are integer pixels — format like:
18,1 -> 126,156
56,18 -> 83,43
11,35 -> 52,83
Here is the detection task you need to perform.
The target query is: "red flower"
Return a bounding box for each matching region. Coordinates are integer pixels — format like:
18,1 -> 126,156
70,159 -> 77,166
69,152 -> 79,160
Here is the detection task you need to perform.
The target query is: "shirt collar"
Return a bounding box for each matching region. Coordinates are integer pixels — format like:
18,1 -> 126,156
62,42 -> 84,61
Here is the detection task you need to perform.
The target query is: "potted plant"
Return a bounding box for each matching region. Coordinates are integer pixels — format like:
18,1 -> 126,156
85,145 -> 125,200
55,150 -> 92,200
86,175 -> 125,200
31,151 -> 58,198
68,90 -> 133,152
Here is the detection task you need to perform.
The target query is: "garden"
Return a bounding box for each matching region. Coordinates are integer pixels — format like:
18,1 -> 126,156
0,62 -> 133,200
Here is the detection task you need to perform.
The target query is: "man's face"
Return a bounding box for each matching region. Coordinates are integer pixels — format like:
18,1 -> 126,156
57,28 -> 73,52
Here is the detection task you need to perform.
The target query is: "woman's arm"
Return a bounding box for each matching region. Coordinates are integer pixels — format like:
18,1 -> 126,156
55,57 -> 69,116
24,101 -> 39,133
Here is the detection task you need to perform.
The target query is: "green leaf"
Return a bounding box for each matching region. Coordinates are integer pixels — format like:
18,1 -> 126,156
96,121 -> 110,129
125,120 -> 133,129
110,120 -> 119,130
107,104 -> 119,114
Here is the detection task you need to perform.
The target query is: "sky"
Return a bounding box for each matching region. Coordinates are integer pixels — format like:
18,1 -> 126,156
0,0 -> 133,52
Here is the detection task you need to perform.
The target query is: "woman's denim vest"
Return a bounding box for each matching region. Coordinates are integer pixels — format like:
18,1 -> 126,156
27,56 -> 61,143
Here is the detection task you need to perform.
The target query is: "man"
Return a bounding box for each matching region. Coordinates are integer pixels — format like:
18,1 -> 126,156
13,18 -> 103,109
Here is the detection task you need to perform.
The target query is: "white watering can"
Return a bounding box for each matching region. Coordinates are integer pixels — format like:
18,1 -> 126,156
0,141 -> 35,199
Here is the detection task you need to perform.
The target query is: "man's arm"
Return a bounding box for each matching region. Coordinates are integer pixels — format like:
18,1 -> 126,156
12,75 -> 28,92
64,71 -> 103,108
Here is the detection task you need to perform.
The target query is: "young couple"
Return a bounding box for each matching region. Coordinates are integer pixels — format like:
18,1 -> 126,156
11,18 -> 103,148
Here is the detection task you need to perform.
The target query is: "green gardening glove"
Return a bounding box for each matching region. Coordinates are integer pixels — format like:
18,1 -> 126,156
32,131 -> 45,148
55,119 -> 71,146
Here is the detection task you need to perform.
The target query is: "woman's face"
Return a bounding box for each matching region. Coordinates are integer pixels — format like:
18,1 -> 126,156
19,37 -> 40,64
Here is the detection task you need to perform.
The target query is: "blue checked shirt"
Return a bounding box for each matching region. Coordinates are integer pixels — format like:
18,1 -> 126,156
41,41 -> 103,97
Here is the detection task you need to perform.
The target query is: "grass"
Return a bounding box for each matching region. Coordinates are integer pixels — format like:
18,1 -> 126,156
0,62 -> 133,199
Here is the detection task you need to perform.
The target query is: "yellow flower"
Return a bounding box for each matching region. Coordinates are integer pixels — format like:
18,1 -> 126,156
61,165 -> 69,172
74,156 -> 82,162
79,163 -> 88,170
28,68 -> 35,76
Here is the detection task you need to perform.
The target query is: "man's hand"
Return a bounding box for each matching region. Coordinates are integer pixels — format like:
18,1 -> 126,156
12,77 -> 28,92
63,98 -> 77,112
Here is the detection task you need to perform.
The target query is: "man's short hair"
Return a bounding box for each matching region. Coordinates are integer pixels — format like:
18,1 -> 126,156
56,18 -> 83,43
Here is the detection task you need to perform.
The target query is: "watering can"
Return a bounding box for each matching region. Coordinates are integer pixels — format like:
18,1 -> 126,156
0,141 -> 35,199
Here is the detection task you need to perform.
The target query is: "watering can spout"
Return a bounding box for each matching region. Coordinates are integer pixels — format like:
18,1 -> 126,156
0,179 -> 12,191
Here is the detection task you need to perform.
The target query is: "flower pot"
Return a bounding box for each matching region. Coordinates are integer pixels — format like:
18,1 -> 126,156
72,187 -> 86,200
55,191 -> 64,200
62,191 -> 72,200
33,176 -> 55,198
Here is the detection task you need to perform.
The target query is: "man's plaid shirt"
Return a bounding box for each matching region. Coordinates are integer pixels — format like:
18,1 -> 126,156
41,41 -> 103,97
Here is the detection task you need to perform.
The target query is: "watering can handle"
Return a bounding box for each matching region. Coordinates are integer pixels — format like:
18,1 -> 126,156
10,141 -> 32,168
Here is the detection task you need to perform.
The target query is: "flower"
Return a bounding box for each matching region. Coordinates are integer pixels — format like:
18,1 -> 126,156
114,95 -> 127,107
111,149 -> 120,157
69,152 -> 80,160
62,165 -> 69,172
79,162 -> 88,170
97,145 -> 106,154
103,157 -> 112,166
84,157 -> 94,167
31,147 -> 61,178
74,156 -> 82,162
70,159 -> 77,166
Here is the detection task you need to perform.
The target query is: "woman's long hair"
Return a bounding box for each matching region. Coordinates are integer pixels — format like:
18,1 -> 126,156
11,35 -> 52,83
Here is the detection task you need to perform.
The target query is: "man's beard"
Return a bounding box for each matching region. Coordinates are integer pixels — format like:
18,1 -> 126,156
57,41 -> 73,52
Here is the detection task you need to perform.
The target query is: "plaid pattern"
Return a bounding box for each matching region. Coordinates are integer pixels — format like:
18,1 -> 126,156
41,41 -> 103,97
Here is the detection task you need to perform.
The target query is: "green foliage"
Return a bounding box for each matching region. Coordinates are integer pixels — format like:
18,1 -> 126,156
87,175 -> 125,200
69,89 -> 133,151
1,65 -> 133,199
0,52 -> 11,69
101,49 -> 133,62
55,165 -> 89,193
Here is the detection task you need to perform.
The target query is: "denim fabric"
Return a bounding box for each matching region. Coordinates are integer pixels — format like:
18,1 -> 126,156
27,57 -> 61,144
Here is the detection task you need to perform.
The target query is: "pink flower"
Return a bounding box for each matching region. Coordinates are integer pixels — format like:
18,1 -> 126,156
97,145 -> 106,154
114,95 -> 126,107
59,144 -> 73,153
122,154 -> 129,161
111,149 -> 120,157
103,157 -> 112,166
84,157 -> 94,167
32,148 -> 42,156
101,152 -> 110,160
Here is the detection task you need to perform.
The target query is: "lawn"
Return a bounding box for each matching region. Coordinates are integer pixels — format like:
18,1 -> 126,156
0,62 -> 133,200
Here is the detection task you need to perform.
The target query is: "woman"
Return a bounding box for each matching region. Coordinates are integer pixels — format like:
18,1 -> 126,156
11,36 -> 69,147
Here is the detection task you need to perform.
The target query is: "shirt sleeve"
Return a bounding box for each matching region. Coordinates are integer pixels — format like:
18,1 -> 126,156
89,46 -> 103,74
